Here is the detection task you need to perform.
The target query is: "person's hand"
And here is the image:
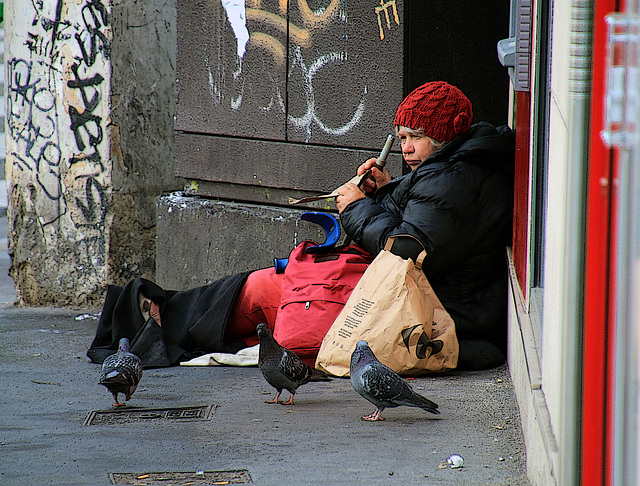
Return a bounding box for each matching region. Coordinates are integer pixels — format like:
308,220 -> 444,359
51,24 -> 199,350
336,183 -> 366,213
356,157 -> 392,194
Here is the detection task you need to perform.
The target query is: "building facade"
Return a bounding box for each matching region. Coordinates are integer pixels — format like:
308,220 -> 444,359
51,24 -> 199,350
506,0 -> 640,484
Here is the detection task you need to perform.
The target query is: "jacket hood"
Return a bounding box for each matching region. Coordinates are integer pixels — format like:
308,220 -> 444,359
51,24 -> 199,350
421,122 -> 515,176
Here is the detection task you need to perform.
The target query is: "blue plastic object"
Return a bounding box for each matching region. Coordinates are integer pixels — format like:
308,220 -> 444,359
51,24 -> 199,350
301,212 -> 341,254
274,258 -> 289,274
273,212 -> 342,272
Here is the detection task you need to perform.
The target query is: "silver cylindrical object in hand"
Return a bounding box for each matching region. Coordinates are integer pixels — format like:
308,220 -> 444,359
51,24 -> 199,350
374,134 -> 395,170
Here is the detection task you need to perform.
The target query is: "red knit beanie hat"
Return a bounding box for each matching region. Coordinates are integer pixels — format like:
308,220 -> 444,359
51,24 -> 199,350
393,81 -> 473,143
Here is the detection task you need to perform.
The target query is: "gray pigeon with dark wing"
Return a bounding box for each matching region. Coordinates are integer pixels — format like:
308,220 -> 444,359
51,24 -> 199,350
350,340 -> 440,421
99,337 -> 143,407
256,323 -> 331,405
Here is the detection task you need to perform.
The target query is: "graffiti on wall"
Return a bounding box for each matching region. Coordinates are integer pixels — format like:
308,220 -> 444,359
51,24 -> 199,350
215,0 -> 400,141
8,0 -> 111,274
287,47 -> 366,138
375,0 -> 400,40
7,59 -> 62,202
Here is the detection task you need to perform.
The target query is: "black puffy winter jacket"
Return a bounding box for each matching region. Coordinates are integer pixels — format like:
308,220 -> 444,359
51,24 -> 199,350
340,122 -> 515,369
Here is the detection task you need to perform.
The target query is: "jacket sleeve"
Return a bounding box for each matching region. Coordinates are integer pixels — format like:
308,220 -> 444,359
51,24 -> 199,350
339,195 -> 402,256
340,163 -> 487,277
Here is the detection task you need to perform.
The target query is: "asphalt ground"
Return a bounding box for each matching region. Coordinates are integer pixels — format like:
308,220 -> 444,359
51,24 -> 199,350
0,211 -> 529,486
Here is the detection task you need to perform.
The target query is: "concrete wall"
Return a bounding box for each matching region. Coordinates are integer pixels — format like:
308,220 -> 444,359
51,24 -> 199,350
159,0 -> 511,289
0,27 -> 5,182
541,0 -> 573,439
158,0 -> 407,289
175,0 -> 404,149
507,263 -> 558,485
5,0 -> 181,306
156,194 -> 345,289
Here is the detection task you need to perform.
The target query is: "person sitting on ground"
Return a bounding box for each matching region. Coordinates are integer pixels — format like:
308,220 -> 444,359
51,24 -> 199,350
335,81 -> 515,369
87,81 -> 514,372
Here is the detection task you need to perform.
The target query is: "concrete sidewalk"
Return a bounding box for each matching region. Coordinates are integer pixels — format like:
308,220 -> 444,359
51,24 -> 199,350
0,302 -> 529,486
0,209 -> 529,485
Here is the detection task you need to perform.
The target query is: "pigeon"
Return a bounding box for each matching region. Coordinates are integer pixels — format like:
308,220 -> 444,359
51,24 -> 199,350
256,323 -> 331,405
350,340 -> 440,421
99,337 -> 143,407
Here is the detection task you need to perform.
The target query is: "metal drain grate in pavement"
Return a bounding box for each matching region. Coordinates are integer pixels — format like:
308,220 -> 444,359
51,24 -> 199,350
84,405 -> 215,426
109,470 -> 252,484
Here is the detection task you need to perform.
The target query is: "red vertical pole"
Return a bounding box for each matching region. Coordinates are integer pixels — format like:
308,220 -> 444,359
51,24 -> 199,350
582,0 -> 619,484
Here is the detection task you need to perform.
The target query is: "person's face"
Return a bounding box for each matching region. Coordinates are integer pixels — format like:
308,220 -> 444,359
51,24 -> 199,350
397,126 -> 437,171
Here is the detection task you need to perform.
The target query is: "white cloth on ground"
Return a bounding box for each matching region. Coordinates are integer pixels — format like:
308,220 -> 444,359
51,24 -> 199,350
179,344 -> 259,367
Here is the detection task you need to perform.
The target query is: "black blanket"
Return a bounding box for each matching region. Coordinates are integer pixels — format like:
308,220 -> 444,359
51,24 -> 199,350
87,272 -> 252,368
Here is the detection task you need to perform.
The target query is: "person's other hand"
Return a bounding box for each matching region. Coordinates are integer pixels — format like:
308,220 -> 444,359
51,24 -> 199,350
356,157 -> 392,194
336,183 -> 366,213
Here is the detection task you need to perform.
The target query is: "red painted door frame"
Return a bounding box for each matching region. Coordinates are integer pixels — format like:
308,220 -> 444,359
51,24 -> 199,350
512,91 -> 531,295
582,0 -> 619,484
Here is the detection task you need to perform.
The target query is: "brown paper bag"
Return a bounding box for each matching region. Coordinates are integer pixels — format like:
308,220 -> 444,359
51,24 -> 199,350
315,236 -> 459,377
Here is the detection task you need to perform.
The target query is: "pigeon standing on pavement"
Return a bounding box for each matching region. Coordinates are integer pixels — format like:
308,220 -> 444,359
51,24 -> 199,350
99,337 -> 143,407
350,340 -> 440,421
256,323 -> 331,405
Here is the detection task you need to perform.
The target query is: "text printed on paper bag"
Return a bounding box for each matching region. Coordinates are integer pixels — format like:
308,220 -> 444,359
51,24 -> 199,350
336,298 -> 374,339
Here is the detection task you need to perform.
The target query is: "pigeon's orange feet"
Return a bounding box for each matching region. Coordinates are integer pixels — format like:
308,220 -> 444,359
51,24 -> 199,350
265,392 -> 281,404
112,394 -> 126,407
362,410 -> 384,421
280,395 -> 295,405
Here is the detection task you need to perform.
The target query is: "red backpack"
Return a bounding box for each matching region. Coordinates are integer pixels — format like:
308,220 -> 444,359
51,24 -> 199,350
272,241 -> 374,365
